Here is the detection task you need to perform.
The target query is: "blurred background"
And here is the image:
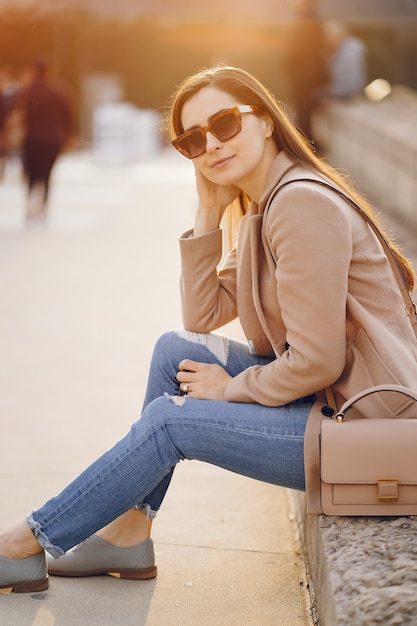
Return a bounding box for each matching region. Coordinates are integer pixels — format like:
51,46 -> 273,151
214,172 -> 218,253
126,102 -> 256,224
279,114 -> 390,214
0,0 -> 416,147
1,0 -> 417,232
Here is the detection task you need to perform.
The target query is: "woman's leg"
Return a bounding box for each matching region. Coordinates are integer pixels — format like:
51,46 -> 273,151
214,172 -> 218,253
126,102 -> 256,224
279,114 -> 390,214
32,331 -> 274,555
1,331 -> 274,557
0,331 -> 291,562
136,330 -> 274,513
77,330 -> 268,550
0,521 -> 43,559
142,330 -> 272,408
0,392 -> 311,572
17,386 -> 311,560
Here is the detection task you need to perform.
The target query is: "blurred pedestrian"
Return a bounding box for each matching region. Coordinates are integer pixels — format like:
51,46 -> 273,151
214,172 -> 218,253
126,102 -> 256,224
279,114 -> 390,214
285,0 -> 328,140
0,66 -> 19,178
319,21 -> 367,100
13,60 -> 75,224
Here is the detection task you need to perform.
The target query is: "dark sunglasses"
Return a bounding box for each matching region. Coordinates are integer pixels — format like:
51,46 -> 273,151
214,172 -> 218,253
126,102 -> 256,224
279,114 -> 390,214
172,105 -> 260,159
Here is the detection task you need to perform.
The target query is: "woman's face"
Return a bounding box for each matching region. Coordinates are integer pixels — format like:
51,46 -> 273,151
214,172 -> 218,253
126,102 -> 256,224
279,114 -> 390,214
179,86 -> 276,197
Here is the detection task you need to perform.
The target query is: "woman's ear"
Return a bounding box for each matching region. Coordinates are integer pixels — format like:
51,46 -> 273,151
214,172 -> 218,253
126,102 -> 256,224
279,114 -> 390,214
262,113 -> 275,138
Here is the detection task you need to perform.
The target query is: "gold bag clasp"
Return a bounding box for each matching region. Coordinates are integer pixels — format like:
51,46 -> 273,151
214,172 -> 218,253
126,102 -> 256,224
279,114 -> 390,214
377,479 -> 399,502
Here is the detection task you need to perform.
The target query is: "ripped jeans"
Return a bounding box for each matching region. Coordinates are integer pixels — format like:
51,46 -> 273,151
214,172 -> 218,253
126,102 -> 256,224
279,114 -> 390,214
28,330 -> 313,557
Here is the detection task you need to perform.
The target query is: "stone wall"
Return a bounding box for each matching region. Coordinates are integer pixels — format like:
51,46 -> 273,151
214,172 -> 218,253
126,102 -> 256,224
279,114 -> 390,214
311,88 -> 417,231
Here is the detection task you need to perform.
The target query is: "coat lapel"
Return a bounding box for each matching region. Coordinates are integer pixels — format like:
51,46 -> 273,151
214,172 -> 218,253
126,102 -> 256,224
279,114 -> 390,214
249,213 -> 284,355
235,212 -> 274,357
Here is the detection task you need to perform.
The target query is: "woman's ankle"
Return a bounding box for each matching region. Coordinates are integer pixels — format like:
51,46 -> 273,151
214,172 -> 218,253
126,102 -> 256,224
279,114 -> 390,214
96,508 -> 152,548
0,520 -> 43,559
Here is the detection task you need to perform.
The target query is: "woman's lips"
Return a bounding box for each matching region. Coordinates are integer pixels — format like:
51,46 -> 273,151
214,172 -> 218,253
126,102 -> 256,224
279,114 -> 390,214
211,156 -> 234,168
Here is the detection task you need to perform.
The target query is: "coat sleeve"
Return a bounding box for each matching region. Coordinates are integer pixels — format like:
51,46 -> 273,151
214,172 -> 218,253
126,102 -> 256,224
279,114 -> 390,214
179,228 -> 239,332
225,185 -> 353,406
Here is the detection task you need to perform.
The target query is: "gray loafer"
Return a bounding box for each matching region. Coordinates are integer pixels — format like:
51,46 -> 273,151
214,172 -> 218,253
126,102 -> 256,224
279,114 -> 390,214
47,535 -> 157,580
0,551 -> 49,593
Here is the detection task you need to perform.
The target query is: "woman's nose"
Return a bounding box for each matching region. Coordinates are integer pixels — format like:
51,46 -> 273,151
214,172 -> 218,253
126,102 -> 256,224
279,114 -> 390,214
205,131 -> 222,152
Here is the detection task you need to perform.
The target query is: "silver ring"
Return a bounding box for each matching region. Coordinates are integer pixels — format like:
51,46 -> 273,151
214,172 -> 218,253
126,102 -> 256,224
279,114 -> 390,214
183,383 -> 189,392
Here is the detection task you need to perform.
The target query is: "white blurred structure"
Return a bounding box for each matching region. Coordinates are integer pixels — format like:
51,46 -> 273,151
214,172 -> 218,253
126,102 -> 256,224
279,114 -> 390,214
92,102 -> 162,163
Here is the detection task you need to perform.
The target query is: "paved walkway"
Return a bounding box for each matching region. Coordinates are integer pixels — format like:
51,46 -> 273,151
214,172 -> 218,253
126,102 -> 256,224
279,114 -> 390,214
0,150 -> 314,626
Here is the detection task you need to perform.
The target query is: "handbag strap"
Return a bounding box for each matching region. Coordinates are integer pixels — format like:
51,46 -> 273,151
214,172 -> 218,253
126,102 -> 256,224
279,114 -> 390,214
335,384 -> 417,421
265,178 -> 417,339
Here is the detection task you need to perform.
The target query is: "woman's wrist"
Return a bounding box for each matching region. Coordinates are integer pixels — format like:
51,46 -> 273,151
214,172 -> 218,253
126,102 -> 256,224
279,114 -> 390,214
194,200 -> 229,234
193,214 -> 221,237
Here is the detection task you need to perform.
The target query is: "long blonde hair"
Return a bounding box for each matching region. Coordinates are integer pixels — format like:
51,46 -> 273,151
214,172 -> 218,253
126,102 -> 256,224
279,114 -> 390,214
168,65 -> 415,291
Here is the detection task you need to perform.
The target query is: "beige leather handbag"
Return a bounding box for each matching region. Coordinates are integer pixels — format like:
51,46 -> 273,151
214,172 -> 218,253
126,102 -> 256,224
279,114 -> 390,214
320,385 -> 417,515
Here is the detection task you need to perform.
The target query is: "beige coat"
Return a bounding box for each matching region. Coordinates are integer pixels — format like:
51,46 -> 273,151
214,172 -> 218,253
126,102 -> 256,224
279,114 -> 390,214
179,151 -> 417,509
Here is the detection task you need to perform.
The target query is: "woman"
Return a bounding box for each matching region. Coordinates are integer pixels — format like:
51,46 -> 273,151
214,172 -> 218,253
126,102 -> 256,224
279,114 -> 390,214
1,65 -> 416,593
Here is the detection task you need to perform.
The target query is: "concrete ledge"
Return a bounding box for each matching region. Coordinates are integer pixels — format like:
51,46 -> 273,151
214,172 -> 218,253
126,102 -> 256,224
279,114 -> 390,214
292,86 -> 417,626
288,490 -> 417,625
311,88 -> 417,231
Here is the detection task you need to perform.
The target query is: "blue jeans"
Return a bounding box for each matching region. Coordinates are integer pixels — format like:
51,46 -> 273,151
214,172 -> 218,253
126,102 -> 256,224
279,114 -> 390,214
28,331 -> 312,558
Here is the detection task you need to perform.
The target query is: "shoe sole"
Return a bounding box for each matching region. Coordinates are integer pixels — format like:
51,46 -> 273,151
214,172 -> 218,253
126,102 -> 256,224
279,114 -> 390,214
0,576 -> 49,593
48,565 -> 157,580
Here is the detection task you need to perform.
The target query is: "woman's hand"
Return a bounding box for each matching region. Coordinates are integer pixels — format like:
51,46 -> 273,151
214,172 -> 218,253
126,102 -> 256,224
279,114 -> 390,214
177,359 -> 232,400
193,166 -> 241,237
